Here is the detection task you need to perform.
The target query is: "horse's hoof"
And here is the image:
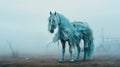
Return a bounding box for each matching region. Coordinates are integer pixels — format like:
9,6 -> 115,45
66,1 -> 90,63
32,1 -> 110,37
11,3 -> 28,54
86,58 -> 92,61
82,59 -> 87,61
59,59 -> 64,63
74,58 -> 79,62
88,57 -> 92,60
70,59 -> 74,63
59,61 -> 64,63
70,61 -> 74,63
75,60 -> 79,62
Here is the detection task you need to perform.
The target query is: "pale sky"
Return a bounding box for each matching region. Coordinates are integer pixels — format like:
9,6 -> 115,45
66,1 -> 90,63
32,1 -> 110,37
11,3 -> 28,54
0,0 -> 120,55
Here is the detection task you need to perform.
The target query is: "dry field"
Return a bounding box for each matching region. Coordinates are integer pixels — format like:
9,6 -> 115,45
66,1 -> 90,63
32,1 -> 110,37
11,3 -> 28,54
0,53 -> 120,67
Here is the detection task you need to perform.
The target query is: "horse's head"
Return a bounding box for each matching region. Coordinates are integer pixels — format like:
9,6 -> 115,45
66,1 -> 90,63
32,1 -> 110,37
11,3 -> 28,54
48,11 -> 60,33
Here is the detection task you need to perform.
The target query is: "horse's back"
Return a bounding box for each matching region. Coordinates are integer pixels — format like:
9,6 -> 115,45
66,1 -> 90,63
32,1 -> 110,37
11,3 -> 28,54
72,21 -> 93,40
72,21 -> 90,31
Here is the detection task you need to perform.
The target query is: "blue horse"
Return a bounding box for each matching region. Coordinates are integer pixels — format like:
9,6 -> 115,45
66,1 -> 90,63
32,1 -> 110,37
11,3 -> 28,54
48,11 -> 94,63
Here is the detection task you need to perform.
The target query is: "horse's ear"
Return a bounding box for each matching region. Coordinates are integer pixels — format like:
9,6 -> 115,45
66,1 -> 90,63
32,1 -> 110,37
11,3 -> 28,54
54,11 -> 57,15
50,11 -> 52,15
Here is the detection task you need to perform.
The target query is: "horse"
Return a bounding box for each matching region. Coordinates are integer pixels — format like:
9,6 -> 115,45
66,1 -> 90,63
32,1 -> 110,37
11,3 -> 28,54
48,11 -> 94,62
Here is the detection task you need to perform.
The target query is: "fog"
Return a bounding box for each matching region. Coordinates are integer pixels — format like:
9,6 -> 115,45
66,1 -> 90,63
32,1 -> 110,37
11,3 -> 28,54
0,0 -> 120,57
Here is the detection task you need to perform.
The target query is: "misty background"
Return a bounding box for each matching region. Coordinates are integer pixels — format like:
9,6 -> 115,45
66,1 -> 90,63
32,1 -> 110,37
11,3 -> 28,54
0,0 -> 120,57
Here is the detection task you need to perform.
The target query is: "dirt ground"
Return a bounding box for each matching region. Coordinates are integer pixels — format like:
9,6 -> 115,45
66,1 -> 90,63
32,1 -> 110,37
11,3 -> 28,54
0,53 -> 120,67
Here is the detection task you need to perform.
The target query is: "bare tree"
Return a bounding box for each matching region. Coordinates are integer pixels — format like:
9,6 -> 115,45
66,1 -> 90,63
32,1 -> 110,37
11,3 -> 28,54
7,40 -> 19,58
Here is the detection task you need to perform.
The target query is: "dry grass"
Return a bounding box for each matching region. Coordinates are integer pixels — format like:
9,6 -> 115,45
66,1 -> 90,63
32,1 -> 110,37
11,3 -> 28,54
0,54 -> 120,67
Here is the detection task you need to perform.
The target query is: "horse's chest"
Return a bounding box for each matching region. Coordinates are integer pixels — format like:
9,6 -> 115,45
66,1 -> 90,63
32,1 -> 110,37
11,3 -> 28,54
60,29 -> 72,40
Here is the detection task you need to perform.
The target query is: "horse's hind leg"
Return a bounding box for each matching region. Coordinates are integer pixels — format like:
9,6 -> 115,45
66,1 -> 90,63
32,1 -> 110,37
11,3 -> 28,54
68,41 -> 74,62
75,41 -> 80,61
83,40 -> 88,61
59,40 -> 66,63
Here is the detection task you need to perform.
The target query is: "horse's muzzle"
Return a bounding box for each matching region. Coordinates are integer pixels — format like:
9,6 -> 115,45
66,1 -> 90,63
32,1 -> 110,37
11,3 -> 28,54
50,30 -> 54,33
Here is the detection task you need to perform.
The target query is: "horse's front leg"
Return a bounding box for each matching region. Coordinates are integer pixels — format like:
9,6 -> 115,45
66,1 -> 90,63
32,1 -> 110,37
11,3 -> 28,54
68,41 -> 74,62
59,40 -> 66,63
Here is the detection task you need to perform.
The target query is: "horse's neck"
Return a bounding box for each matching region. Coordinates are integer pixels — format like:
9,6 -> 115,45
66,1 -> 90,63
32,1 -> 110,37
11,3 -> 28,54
57,14 -> 71,31
56,13 -> 75,41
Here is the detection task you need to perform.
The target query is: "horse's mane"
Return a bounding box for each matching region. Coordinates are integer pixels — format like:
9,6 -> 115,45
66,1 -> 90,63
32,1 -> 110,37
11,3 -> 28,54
56,12 -> 70,24
73,21 -> 83,23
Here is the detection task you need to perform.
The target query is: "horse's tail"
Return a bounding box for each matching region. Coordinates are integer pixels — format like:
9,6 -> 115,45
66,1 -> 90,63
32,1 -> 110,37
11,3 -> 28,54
87,38 -> 94,59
